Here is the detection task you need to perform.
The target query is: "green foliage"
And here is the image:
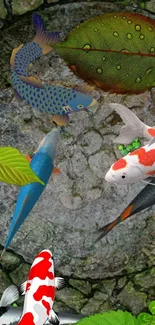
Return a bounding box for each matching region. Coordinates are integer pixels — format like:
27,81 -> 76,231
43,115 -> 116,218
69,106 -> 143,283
0,147 -> 44,186
118,137 -> 141,156
138,301 -> 155,324
54,12 -> 155,94
76,310 -> 140,325
75,301 -> 155,325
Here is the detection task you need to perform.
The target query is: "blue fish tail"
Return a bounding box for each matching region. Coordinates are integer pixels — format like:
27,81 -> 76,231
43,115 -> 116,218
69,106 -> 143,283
33,13 -> 60,52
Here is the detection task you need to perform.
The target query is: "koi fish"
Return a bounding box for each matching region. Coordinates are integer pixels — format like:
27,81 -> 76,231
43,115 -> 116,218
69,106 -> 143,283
17,249 -> 65,325
10,14 -> 97,126
0,284 -> 85,325
0,308 -> 84,325
50,12 -> 155,94
1,128 -> 60,256
95,177 -> 155,242
105,103 -> 155,185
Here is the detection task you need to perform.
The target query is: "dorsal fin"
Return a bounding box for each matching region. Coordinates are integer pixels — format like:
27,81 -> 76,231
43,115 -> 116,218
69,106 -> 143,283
10,44 -> 24,69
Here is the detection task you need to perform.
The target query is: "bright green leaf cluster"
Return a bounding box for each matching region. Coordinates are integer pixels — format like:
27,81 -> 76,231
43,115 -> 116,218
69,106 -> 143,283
0,147 -> 44,186
75,310 -> 140,325
75,300 -> 155,325
118,138 -> 141,156
138,301 -> 155,325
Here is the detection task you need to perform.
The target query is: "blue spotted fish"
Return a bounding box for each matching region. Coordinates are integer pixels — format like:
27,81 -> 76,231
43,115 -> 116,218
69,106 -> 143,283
10,14 -> 97,126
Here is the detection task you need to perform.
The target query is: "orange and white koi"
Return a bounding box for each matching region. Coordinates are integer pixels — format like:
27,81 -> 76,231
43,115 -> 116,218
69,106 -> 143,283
17,249 -> 65,325
105,103 -> 155,185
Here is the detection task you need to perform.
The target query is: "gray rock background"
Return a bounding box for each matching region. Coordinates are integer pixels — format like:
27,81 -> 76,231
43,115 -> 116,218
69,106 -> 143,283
0,0 -> 155,321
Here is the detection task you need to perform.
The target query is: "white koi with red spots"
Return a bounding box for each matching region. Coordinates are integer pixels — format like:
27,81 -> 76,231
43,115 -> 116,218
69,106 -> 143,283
105,103 -> 155,185
17,249 -> 65,325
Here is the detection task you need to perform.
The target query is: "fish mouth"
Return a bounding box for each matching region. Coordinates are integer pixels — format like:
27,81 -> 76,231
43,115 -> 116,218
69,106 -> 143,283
105,171 -> 115,183
88,98 -> 97,108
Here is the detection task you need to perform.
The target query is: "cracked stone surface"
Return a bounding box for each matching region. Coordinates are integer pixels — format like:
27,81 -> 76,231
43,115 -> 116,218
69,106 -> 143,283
0,1 -> 155,322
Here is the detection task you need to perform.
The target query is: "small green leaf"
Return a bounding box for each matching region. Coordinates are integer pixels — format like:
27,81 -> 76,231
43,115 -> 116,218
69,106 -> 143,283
0,147 -> 44,186
149,301 -> 155,315
76,310 -> 139,325
12,303 -> 18,307
118,145 -> 124,150
137,312 -> 153,325
151,316 -> 155,325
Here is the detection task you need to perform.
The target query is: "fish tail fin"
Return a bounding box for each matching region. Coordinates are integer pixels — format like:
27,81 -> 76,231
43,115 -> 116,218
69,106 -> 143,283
94,219 -> 119,244
33,13 -> 60,54
109,103 -> 148,145
0,248 -> 6,260
94,204 -> 134,244
0,285 -> 19,307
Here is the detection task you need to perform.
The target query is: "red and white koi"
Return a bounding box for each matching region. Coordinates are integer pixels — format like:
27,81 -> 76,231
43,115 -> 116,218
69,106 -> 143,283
17,249 -> 65,325
105,103 -> 155,185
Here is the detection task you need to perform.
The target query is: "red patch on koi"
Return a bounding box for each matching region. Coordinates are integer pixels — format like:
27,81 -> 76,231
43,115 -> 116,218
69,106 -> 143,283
33,285 -> 55,302
42,299 -> 51,316
129,147 -> 155,166
28,251 -> 54,281
147,170 -> 155,175
26,282 -> 31,292
18,312 -> 35,325
112,158 -> 127,171
148,128 -> 155,137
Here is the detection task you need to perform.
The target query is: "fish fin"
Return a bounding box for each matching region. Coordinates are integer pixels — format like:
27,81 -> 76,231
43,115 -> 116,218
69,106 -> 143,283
53,167 -> 61,175
94,204 -> 135,245
33,14 -> 60,54
0,285 -> 19,307
48,310 -> 60,325
52,114 -> 69,126
55,277 -> 66,290
94,219 -> 119,244
10,44 -> 24,68
109,103 -> 147,145
148,137 -> 155,147
14,90 -> 23,103
28,63 -> 33,71
20,76 -> 44,89
19,281 -> 27,296
24,154 -> 32,163
74,83 -> 95,95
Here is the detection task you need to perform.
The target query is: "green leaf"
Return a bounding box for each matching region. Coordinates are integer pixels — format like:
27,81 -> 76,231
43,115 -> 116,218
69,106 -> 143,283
54,12 -> 155,94
0,147 -> 44,186
151,316 -> 155,325
76,310 -> 139,325
149,301 -> 155,315
137,313 -> 153,325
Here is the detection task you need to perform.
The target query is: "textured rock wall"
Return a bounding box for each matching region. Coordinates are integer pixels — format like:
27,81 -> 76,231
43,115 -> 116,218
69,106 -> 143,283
0,1 -> 155,321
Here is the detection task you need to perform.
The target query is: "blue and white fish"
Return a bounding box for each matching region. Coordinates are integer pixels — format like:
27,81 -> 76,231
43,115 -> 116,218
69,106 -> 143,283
1,128 -> 61,256
10,14 -> 97,126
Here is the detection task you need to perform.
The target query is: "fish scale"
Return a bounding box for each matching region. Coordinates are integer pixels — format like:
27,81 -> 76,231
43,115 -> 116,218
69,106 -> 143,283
14,43 -> 42,76
11,69 -> 75,115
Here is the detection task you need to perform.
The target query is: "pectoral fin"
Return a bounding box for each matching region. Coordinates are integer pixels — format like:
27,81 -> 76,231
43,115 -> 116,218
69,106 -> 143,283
55,277 -> 66,290
14,90 -> 23,103
48,310 -> 60,325
0,285 -> 19,307
52,114 -> 69,126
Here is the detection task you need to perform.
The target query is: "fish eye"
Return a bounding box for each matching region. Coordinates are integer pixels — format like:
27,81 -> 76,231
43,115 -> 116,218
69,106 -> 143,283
77,104 -> 84,109
121,174 -> 126,179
